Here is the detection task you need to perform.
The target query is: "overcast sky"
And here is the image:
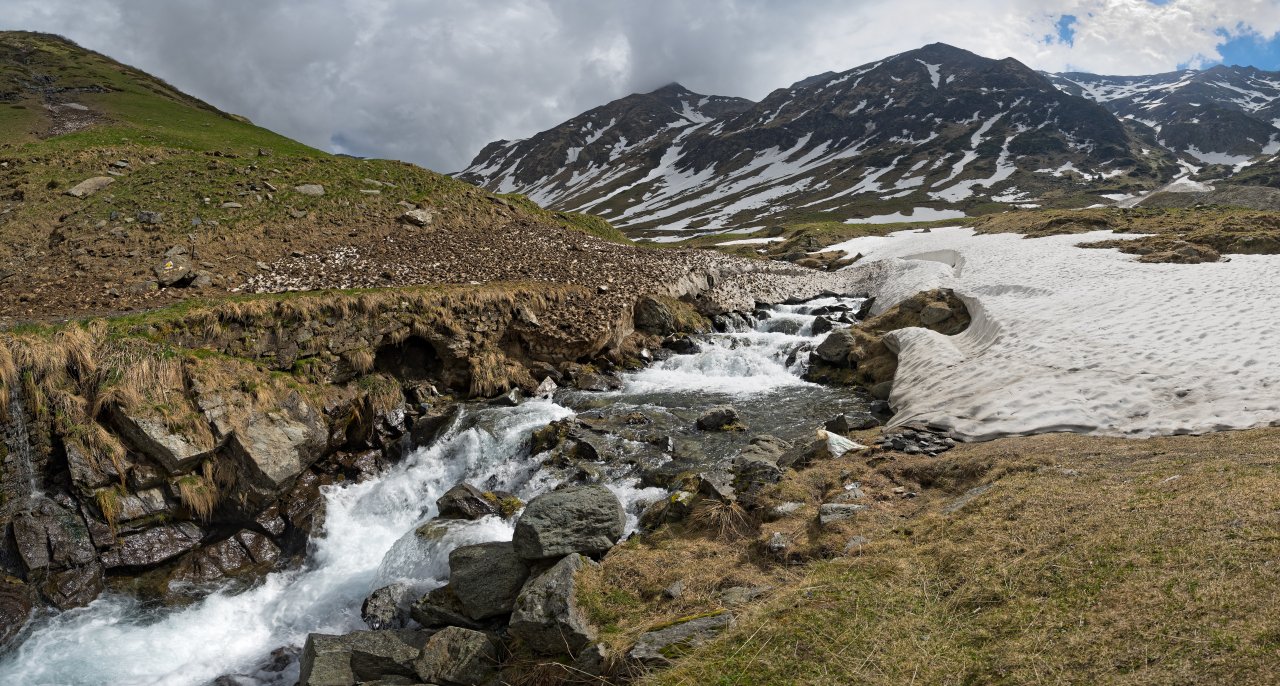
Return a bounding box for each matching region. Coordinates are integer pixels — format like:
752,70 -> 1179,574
6,0 -> 1280,171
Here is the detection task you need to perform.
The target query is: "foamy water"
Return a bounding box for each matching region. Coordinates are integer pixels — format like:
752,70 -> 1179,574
0,298 -> 864,685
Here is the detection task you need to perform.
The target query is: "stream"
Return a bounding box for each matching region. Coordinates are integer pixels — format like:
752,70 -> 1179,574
0,297 -> 867,686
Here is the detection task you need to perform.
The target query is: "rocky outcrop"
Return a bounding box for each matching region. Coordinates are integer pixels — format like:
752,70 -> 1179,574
804,288 -> 970,393
413,627 -> 500,686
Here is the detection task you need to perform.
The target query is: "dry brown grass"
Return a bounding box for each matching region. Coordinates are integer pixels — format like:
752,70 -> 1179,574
346,348 -> 375,374
176,462 -> 220,521
625,428 -> 1280,686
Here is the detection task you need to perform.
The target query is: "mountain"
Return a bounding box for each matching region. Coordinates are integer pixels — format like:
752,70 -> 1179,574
1048,66 -> 1280,168
461,43 -> 1169,239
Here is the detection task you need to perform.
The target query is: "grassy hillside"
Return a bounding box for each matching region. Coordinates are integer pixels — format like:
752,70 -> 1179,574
0,31 -> 633,326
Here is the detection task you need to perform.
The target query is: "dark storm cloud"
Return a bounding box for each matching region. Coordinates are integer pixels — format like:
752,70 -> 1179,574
4,0 -> 1279,171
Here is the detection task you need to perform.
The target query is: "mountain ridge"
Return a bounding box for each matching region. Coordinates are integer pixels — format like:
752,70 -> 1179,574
462,42 -> 1280,239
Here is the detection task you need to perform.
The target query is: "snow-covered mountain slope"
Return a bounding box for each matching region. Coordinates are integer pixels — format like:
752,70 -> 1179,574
461,43 -> 1166,239
1049,65 -> 1280,167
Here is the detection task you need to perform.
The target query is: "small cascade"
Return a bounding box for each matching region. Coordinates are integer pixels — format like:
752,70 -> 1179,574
3,383 -> 38,506
0,296 -> 869,686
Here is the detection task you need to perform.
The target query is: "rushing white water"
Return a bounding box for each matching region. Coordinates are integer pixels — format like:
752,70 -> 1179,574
624,296 -> 860,396
0,401 -> 573,686
1,297 -> 865,686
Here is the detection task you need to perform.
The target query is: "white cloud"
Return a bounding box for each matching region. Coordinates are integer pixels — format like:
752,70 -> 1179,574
2,0 -> 1279,171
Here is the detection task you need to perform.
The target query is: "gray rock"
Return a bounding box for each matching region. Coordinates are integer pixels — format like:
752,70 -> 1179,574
137,210 -> 164,225
400,209 -> 435,227
64,176 -> 114,198
152,253 -> 192,287
810,316 -> 835,336
628,612 -> 733,668
410,584 -> 488,631
574,372 -> 622,392
662,579 -> 685,600
449,541 -> 530,620
100,522 -> 204,568
633,296 -> 675,335
299,630 -> 430,686
817,503 -> 867,527
363,583 -> 414,630
696,405 -> 741,431
223,391 -> 327,491
220,201 -> 243,209
110,408 -> 212,473
294,184 -> 325,196
12,500 -> 97,572
512,485 -> 624,560
0,579 -> 37,646
814,328 -> 855,366
509,553 -> 598,655
920,302 -> 953,325
413,626 -> 499,686
719,585 -> 770,607
436,483 -> 499,520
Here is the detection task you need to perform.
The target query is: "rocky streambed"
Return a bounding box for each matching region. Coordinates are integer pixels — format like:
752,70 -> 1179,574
0,293 -> 921,685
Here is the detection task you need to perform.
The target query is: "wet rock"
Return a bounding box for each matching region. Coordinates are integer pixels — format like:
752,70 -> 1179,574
167,530 -> 280,584
294,184 -> 325,196
64,176 -> 114,198
512,485 -> 624,561
100,521 -> 205,568
110,408 -> 213,472
487,388 -> 522,407
13,500 -> 96,572
363,583 -> 415,630
38,562 -> 104,610
449,541 -> 530,620
412,626 -> 499,686
825,412 -> 880,434
64,440 -> 114,492
436,483 -> 499,520
628,612 -> 733,668
696,405 -> 742,431
534,376 -> 558,399
811,316 -> 835,336
509,553 -> 598,655
409,405 -> 459,449
661,335 -> 699,355
0,579 -> 36,646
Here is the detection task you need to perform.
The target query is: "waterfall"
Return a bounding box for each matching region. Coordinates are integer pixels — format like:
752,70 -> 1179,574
3,383 -> 38,506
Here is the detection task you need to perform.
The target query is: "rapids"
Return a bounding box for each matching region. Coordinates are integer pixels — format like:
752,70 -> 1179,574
0,297 -> 866,685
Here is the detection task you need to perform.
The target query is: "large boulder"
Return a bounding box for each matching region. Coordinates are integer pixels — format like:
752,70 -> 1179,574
362,583 -> 415,630
109,408 -> 213,473
410,584 -> 489,631
165,530 -> 280,584
508,553 -> 597,655
813,328 -> 856,366
512,485 -> 624,561
223,391 -> 327,492
628,612 -> 734,668
298,630 -> 430,686
633,296 -> 675,335
449,541 -> 530,620
436,483 -> 498,520
412,626 -> 500,686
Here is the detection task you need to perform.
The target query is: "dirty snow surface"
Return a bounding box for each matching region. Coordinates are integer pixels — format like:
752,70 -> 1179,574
830,227 -> 1280,440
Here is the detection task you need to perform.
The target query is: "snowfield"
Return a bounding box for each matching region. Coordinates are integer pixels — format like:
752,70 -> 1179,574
831,227 -> 1280,440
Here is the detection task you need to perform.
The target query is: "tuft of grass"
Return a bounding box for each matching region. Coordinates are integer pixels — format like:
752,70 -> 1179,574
175,463 -> 219,521
94,484 -> 124,534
